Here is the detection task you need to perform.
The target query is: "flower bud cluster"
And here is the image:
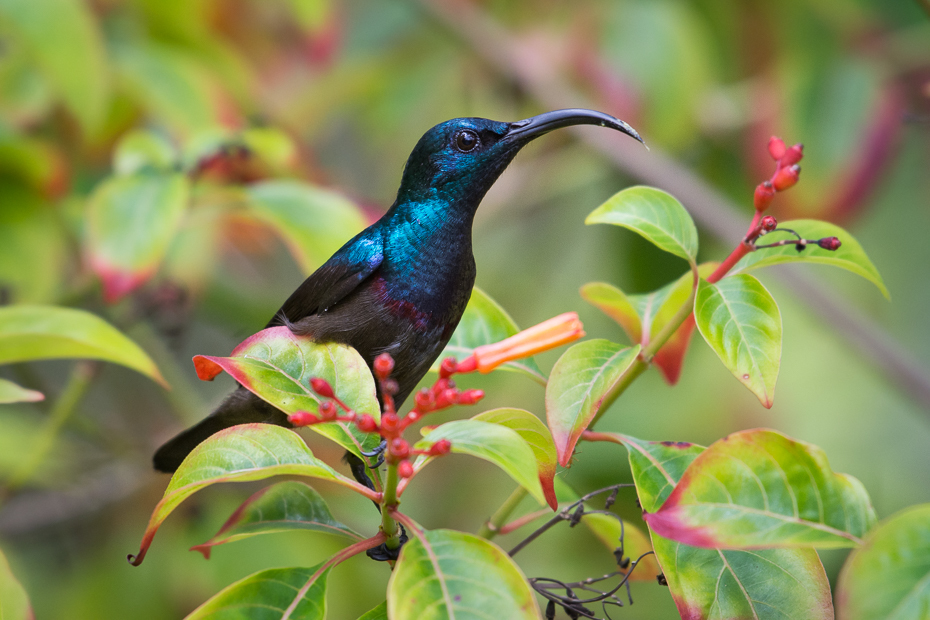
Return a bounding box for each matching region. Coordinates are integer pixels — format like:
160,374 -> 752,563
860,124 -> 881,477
288,353 -> 479,479
754,137 -> 803,212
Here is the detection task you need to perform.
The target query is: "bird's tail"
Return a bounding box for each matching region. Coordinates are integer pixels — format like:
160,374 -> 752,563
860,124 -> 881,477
152,387 -> 290,473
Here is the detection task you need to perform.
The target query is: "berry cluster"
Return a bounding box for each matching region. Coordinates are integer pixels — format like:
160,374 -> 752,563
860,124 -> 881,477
288,353 -> 484,478
754,137 -> 804,212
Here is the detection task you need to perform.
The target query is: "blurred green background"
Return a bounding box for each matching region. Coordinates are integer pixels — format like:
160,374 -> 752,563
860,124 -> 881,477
0,0 -> 928,617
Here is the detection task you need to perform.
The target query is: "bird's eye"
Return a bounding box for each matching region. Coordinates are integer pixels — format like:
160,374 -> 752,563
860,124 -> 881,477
454,130 -> 479,152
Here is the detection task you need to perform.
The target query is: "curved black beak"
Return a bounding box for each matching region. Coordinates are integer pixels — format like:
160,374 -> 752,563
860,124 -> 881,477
505,108 -> 645,146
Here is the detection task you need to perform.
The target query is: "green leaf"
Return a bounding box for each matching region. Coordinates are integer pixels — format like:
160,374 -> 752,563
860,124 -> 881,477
0,305 -> 165,386
245,180 -> 366,274
695,274 -> 782,407
579,282 -> 642,344
546,340 -> 640,467
433,286 -> 545,382
585,186 -> 698,263
115,43 -> 219,135
836,503 -> 930,620
113,129 -> 177,175
357,601 -> 388,620
610,433 -> 834,620
644,428 -> 877,549
193,326 -> 380,457
581,513 -> 661,582
241,128 -> 297,171
0,0 -> 108,134
0,378 -> 43,403
0,546 -> 31,620
0,407 -> 79,485
185,564 -> 328,620
129,424 -> 368,566
191,481 -> 363,559
388,529 -> 541,620
734,219 -> 889,299
472,408 -> 558,510
415,420 -> 545,505
87,172 -> 189,302
0,186 -> 65,303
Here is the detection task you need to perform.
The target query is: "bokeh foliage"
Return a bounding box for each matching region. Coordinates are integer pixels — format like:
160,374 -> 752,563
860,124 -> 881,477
0,0 -> 928,618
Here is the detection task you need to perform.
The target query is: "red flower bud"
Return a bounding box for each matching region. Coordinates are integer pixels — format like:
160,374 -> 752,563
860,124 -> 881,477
357,414 -> 378,433
772,165 -> 800,191
760,215 -> 777,232
781,144 -> 804,166
456,389 -> 485,405
381,378 -> 399,396
288,411 -> 319,426
767,137 -> 786,161
380,411 -> 399,434
390,438 -> 410,460
373,353 -> 394,380
404,410 -> 420,425
439,357 -> 458,379
414,389 -> 434,411
319,401 -> 338,420
817,236 -> 842,251
398,460 -> 414,478
754,181 -> 776,211
429,439 -> 452,456
309,378 -> 334,398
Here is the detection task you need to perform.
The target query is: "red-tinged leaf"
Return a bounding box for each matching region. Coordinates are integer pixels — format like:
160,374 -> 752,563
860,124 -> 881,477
129,424 -> 374,567
388,528 -> 541,620
472,408 -> 558,510
652,314 -> 696,384
644,429 -> 876,549
191,481 -> 362,559
0,546 -> 32,620
546,340 -> 640,467
192,326 -> 380,457
836,503 -> 930,620
0,378 -> 43,404
579,282 -> 642,343
184,564 -> 329,620
86,172 -> 189,303
592,433 -> 834,620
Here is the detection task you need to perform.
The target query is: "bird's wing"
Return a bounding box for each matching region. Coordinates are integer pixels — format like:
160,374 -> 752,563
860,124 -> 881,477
267,230 -> 384,327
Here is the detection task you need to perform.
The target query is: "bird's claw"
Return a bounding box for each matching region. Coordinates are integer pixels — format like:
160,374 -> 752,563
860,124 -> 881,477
361,439 -> 387,458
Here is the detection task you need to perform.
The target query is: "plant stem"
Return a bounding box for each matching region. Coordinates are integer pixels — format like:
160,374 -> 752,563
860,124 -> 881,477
381,463 -> 403,549
477,486 -> 528,539
4,361 -> 99,493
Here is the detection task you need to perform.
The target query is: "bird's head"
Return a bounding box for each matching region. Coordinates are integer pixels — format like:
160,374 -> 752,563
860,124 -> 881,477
395,108 -> 644,211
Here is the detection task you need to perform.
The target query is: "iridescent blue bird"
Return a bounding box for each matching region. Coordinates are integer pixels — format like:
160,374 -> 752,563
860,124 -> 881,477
153,109 -> 643,474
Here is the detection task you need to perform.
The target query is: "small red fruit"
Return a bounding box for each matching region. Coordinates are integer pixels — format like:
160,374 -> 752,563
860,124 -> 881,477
817,237 -> 842,251
319,401 -> 338,420
390,438 -> 410,460
373,353 -> 394,379
772,165 -> 800,191
398,461 -> 414,478
357,414 -> 378,433
781,144 -> 804,166
288,411 -> 319,426
760,215 -> 777,232
310,378 -> 334,398
754,181 -> 776,211
768,137 -> 786,160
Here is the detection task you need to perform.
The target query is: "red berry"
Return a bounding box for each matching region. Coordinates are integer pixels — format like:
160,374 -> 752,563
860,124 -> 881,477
357,414 -> 378,433
767,137 -> 786,161
781,144 -> 804,166
772,165 -> 800,191
319,401 -> 338,420
760,215 -> 777,232
439,357 -> 458,379
430,439 -> 452,456
817,237 -> 842,251
398,461 -> 414,478
310,378 -> 334,398
373,353 -> 394,379
380,411 -> 399,434
414,389 -> 434,411
288,411 -> 319,426
390,438 -> 410,460
754,181 -> 776,211
456,389 -> 485,405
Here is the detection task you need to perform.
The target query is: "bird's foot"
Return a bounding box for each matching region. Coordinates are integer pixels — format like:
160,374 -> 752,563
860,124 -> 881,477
360,439 -> 387,458
366,525 -> 408,562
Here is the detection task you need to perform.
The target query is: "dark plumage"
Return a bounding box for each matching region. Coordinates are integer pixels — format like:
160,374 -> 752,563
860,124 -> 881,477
153,109 -> 642,474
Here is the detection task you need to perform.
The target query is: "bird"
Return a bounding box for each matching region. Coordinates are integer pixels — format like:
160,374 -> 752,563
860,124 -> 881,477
153,108 -> 643,475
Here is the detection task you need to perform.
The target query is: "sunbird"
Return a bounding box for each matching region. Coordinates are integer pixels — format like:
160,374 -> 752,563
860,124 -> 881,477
153,109 -> 643,474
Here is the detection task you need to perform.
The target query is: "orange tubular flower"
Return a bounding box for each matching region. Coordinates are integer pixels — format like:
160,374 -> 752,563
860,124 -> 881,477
458,312 -> 585,374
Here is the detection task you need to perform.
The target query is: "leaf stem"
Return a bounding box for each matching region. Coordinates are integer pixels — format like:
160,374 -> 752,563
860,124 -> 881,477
4,361 -> 99,493
381,463 -> 403,549
477,486 -> 528,539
